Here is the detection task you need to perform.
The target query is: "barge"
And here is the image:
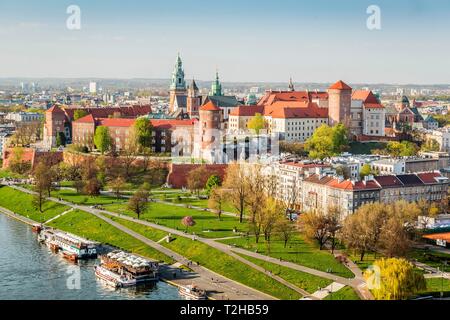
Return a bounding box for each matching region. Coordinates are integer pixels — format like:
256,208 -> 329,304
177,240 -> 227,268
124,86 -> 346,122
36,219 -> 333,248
178,284 -> 207,300
95,251 -> 159,288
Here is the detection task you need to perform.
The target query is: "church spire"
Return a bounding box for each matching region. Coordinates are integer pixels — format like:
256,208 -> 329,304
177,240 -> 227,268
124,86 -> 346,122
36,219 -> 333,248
170,53 -> 186,91
210,69 -> 223,96
288,77 -> 295,91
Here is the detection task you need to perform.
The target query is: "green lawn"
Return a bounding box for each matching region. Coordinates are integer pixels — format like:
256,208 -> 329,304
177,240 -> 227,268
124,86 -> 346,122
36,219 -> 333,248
112,216 -> 302,300
104,201 -> 248,239
324,286 -> 360,300
0,169 -> 27,179
51,188 -> 127,206
0,186 -> 69,222
47,210 -> 173,264
408,249 -> 450,273
220,234 -> 354,278
236,253 -> 333,294
416,278 -> 450,298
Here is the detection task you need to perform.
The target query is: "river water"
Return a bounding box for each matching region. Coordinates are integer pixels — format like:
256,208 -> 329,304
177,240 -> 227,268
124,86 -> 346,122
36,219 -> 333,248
0,214 -> 182,300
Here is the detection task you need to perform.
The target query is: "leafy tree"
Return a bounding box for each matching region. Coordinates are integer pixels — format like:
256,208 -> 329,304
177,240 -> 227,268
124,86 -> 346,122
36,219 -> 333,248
186,166 -> 209,196
364,258 -> 426,300
56,132 -> 66,147
247,113 -> 266,134
74,110 -> 88,121
276,218 -> 296,248
298,211 -> 330,250
81,161 -> 102,197
208,187 -> 225,220
94,126 -> 112,154
128,188 -> 150,219
9,147 -> 31,174
32,162 -> 51,213
205,174 -> 221,196
360,164 -> 377,180
223,163 -> 250,223
279,141 -> 307,157
304,124 -> 348,160
134,117 -> 154,149
110,176 -> 126,199
421,138 -> 440,152
386,141 -> 418,157
181,216 -> 196,233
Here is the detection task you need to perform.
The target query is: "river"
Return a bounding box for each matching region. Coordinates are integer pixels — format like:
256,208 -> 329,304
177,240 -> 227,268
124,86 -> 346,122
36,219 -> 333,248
0,214 -> 182,300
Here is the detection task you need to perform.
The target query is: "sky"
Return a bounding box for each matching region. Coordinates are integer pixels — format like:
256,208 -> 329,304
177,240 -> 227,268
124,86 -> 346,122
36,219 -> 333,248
0,0 -> 450,84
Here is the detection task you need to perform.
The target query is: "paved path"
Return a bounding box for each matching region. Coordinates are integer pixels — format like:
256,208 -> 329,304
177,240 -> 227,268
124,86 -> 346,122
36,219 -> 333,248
311,282 -> 346,299
44,208 -> 74,224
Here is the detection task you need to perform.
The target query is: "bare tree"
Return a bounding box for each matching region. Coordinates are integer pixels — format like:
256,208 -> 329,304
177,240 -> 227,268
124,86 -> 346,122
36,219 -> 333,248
223,163 -> 250,223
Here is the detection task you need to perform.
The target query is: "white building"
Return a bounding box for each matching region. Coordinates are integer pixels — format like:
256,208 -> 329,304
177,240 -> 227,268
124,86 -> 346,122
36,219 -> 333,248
89,82 -> 97,94
371,158 -> 406,175
5,112 -> 43,123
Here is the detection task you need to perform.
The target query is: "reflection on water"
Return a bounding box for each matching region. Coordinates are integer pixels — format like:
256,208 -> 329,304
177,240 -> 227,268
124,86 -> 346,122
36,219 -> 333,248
0,214 -> 181,300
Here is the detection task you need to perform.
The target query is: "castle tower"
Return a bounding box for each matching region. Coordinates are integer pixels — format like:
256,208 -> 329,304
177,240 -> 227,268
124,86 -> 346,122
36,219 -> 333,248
209,71 -> 223,96
199,101 -> 221,152
327,80 -> 352,128
43,105 -> 67,148
187,79 -> 201,118
169,53 -> 187,113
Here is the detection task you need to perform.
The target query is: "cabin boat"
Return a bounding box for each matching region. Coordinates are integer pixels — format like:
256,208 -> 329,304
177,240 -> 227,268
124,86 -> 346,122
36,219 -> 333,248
62,251 -> 78,263
32,224 -> 42,233
178,284 -> 207,300
39,228 -> 98,260
95,251 -> 159,288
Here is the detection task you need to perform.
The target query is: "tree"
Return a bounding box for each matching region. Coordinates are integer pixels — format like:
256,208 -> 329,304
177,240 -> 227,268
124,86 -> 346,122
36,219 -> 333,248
186,166 -> 209,196
421,138 -> 440,152
110,176 -> 126,199
81,161 -> 102,197
181,216 -> 196,233
94,126 -> 112,154
128,188 -> 149,219
120,132 -> 139,179
260,197 -> 285,253
304,124 -> 348,160
223,163 -> 250,223
32,162 -> 51,213
208,187 -> 226,220
279,141 -> 307,157
364,258 -> 426,300
56,132 -> 66,147
133,117 -> 154,149
298,211 -> 330,250
245,165 -> 267,224
386,141 -> 418,157
205,175 -> 221,196
276,217 -> 296,248
8,147 -> 31,174
327,207 -> 342,254
360,164 -> 377,180
74,110 -> 88,121
247,113 -> 266,134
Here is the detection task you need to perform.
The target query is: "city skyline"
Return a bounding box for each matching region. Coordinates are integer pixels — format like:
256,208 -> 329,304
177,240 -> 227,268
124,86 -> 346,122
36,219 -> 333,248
1,0 -> 450,84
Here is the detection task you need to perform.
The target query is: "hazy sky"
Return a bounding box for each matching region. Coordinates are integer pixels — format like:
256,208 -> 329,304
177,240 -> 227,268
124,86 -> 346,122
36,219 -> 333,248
1,0 -> 450,84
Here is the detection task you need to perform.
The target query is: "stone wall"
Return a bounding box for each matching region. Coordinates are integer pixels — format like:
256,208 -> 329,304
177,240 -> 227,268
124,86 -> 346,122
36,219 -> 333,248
167,163 -> 228,188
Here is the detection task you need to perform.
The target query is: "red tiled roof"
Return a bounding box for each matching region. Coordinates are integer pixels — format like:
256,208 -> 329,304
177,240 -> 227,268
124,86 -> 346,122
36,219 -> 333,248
75,114 -> 95,123
364,103 -> 384,109
46,105 -> 65,114
200,101 -> 221,111
257,91 -> 328,107
352,90 -> 379,104
423,233 -> 450,242
229,105 -> 264,117
97,118 -> 136,127
417,172 -> 444,184
374,175 -> 403,187
265,102 -> 328,119
150,119 -> 197,129
329,80 -> 352,90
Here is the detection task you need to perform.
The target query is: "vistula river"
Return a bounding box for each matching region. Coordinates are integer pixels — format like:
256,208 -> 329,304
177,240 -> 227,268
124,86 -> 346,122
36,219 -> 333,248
0,214 -> 182,300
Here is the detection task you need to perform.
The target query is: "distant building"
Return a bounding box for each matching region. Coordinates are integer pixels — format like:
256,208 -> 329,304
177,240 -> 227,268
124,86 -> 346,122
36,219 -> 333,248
5,112 -> 43,123
89,82 -> 97,94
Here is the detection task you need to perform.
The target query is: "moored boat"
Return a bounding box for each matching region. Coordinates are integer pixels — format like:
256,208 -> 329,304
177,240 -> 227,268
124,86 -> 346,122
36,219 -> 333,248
95,251 -> 159,288
38,228 -> 98,259
62,251 -> 78,263
178,284 -> 207,300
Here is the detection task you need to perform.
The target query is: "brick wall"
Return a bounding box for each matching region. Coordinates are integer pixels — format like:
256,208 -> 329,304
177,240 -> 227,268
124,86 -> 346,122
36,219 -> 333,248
167,163 -> 228,188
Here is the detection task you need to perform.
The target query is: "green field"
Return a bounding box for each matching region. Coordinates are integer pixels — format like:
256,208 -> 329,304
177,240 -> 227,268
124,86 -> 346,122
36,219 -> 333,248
51,188 -> 127,206
236,253 -> 333,294
324,286 -> 360,300
417,278 -> 450,298
220,235 -> 354,278
112,216 -> 302,300
47,210 -> 174,264
408,249 -> 450,273
0,186 -> 69,222
104,201 -> 248,239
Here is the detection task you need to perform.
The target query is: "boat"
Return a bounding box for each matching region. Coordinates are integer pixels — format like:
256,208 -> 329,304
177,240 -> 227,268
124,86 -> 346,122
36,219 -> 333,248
95,251 -> 159,288
49,242 -> 59,253
32,224 -> 42,233
62,251 -> 78,263
38,228 -> 98,259
178,284 -> 207,300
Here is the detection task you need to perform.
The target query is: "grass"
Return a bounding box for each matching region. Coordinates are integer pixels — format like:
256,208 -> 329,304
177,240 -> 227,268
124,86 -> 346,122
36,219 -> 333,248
104,201 -> 248,239
112,216 -> 302,300
47,210 -> 174,264
408,249 -> 450,273
51,188 -> 127,206
0,186 -> 69,222
348,252 -> 379,272
420,278 -> 450,297
235,253 -> 333,294
0,169 -> 27,179
324,286 -> 360,300
220,234 -> 354,278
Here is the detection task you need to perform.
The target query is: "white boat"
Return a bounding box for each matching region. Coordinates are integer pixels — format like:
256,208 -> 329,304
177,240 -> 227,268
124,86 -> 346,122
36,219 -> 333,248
39,229 -> 98,259
179,284 -> 207,300
95,265 -> 136,288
